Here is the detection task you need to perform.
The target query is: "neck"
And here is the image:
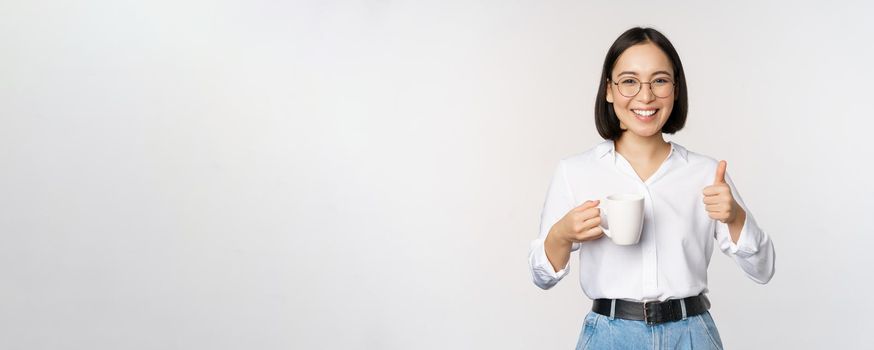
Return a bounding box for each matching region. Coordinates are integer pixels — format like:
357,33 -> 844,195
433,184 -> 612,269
614,132 -> 670,161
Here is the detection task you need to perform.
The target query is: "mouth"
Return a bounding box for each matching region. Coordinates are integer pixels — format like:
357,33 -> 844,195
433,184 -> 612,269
631,109 -> 658,122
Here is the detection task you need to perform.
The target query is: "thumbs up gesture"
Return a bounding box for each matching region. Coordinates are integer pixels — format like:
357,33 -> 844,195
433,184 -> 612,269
702,160 -> 740,224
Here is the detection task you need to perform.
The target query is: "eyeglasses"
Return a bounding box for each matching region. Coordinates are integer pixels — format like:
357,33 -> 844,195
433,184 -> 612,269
610,77 -> 675,98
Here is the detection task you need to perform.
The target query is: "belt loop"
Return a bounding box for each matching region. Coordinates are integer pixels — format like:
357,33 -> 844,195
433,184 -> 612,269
680,299 -> 688,320
609,299 -> 616,320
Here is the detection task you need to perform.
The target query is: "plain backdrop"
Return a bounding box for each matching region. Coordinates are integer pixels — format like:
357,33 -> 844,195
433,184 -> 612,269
2,0 -> 874,349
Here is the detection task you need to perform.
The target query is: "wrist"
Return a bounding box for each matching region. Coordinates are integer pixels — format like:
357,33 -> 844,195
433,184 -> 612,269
546,227 -> 572,248
727,207 -> 746,226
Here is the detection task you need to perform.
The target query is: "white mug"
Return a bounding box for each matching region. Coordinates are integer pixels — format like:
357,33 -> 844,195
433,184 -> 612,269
599,194 -> 645,245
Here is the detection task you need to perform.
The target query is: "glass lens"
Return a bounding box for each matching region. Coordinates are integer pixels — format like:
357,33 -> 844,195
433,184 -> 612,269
651,79 -> 674,98
618,78 -> 640,97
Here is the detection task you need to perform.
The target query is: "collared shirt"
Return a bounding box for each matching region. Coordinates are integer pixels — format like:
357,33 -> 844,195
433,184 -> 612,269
528,140 -> 776,302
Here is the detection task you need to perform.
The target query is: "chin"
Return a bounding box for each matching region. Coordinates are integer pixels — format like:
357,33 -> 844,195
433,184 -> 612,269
625,128 -> 663,138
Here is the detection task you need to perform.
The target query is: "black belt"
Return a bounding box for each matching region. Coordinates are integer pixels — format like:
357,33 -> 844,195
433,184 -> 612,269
592,293 -> 710,325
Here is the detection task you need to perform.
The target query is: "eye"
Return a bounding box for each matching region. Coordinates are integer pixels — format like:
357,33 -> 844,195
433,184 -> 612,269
620,79 -> 637,85
653,78 -> 672,85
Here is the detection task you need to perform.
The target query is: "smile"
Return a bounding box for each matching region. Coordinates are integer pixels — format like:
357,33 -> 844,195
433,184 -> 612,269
632,109 -> 658,117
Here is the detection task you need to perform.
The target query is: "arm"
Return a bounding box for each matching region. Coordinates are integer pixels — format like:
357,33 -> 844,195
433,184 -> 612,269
726,207 -> 746,244
529,161 -> 578,290
544,226 -> 574,273
529,161 -> 605,289
704,162 -> 776,284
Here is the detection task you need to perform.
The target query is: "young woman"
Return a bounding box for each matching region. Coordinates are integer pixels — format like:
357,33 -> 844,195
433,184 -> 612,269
528,27 -> 776,349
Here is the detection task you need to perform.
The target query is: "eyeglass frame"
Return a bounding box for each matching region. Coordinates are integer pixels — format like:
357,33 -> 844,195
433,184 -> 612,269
608,76 -> 676,98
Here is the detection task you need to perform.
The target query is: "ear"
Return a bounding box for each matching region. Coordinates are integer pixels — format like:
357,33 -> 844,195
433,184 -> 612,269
606,80 -> 614,103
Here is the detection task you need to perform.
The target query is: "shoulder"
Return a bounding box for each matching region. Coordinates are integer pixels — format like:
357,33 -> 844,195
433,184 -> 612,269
670,141 -> 719,171
558,140 -> 612,167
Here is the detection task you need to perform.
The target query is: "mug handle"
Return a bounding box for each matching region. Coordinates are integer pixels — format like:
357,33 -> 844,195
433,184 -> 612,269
598,201 -> 611,238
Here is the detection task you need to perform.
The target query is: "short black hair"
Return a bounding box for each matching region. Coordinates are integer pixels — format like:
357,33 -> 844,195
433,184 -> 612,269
594,27 -> 688,140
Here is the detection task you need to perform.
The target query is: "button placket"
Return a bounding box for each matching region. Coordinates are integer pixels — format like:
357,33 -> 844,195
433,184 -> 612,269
641,184 -> 658,293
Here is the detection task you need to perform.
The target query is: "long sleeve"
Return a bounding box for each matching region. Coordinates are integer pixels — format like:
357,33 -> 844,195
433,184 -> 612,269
714,173 -> 776,284
529,161 -> 581,290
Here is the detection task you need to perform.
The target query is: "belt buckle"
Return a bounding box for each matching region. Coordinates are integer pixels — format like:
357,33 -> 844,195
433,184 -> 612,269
644,301 -> 664,325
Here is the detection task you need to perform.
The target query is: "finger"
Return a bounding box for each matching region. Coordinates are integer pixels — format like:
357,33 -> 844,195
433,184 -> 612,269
706,208 -> 726,218
581,226 -> 604,241
705,203 -> 727,212
702,185 -> 728,196
707,212 -> 725,222
702,196 -> 721,205
702,186 -> 719,196
709,212 -> 729,222
580,207 -> 602,221
575,199 -> 600,211
714,160 -> 727,185
581,215 -> 601,230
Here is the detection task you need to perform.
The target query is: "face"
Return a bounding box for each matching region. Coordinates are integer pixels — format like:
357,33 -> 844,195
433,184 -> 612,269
606,42 -> 676,139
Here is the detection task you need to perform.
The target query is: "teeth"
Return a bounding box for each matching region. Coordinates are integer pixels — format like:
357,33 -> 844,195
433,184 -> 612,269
633,109 -> 656,117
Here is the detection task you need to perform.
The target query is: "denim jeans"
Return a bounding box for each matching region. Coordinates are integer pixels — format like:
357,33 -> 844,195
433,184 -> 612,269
575,310 -> 724,350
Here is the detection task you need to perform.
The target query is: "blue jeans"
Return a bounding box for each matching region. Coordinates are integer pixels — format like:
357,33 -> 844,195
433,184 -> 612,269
575,310 -> 724,350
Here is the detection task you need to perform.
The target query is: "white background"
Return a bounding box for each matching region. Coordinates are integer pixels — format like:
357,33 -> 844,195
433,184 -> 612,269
2,0 -> 873,349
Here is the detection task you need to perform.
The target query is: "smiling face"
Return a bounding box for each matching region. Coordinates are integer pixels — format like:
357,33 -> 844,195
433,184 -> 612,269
606,42 -> 676,140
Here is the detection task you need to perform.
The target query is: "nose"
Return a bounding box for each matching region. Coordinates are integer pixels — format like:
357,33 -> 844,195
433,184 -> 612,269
636,82 -> 656,102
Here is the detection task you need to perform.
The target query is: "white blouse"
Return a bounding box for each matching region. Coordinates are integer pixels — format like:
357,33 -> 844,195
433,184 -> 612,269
528,140 -> 775,302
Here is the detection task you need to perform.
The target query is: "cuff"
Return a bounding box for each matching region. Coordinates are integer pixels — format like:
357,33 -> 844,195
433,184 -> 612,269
720,214 -> 761,258
529,239 -> 571,289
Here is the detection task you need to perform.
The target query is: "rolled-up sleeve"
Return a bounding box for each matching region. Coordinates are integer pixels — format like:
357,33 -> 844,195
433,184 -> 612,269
529,160 -> 581,290
715,174 -> 776,284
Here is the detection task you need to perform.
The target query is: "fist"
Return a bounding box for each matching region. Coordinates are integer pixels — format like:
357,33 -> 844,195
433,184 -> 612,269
554,200 -> 605,243
702,160 -> 739,224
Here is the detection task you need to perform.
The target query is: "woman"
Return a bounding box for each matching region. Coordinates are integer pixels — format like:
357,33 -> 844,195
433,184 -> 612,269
528,27 -> 776,349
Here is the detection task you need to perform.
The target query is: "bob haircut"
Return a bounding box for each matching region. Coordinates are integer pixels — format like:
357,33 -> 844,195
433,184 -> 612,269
594,27 -> 688,140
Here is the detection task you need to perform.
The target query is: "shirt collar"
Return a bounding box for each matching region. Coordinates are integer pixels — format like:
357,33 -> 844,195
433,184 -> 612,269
595,140 -> 615,159
595,139 -> 689,163
669,141 -> 689,162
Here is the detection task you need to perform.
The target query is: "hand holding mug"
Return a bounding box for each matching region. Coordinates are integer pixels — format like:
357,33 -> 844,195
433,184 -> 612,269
553,200 -> 605,244
702,160 -> 740,224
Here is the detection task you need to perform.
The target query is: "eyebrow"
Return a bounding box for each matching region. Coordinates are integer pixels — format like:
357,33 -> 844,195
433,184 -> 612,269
616,70 -> 673,77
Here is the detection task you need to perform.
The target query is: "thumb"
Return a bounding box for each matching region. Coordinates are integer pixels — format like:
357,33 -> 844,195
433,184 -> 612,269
714,160 -> 727,185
